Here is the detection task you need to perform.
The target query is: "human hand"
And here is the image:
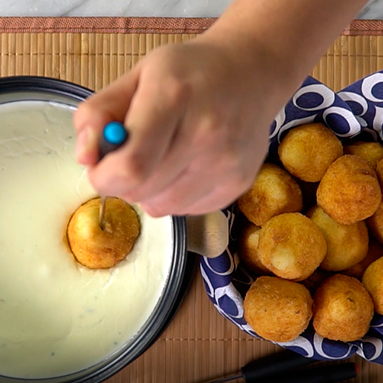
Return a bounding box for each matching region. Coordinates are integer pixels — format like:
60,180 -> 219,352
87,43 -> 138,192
74,36 -> 289,217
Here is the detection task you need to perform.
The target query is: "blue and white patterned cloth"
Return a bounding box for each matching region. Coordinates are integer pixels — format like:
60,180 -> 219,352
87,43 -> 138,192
200,71 -> 383,364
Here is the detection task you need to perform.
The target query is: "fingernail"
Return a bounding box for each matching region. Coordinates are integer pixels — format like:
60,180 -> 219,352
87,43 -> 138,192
76,126 -> 98,163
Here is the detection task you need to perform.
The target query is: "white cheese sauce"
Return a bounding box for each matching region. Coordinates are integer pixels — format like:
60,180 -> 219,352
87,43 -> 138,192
0,101 -> 173,378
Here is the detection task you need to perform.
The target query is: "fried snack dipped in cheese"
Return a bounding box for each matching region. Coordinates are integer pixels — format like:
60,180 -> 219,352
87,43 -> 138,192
67,197 -> 140,269
317,155 -> 381,225
257,212 -> 326,281
307,206 -> 369,271
244,276 -> 313,342
362,256 -> 383,315
238,163 -> 302,227
278,123 -> 343,182
313,274 -> 374,342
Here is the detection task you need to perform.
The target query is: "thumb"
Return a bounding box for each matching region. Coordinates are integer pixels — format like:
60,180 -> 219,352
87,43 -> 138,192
73,67 -> 140,165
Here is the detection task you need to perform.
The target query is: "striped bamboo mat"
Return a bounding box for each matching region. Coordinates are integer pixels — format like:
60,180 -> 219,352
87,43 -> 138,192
0,20 -> 383,383
0,32 -> 382,92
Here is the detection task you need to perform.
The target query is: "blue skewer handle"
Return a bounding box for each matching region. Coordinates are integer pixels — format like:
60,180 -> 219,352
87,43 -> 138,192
99,121 -> 128,160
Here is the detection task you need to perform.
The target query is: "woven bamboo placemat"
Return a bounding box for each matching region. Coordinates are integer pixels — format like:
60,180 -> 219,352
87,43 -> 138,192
0,31 -> 382,93
1,22 -> 383,383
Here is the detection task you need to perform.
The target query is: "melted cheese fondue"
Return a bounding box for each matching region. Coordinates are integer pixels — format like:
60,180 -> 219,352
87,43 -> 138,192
0,101 -> 173,378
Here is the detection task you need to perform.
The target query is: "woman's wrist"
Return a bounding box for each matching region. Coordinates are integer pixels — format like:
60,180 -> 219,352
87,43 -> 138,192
195,28 -> 305,122
195,0 -> 368,120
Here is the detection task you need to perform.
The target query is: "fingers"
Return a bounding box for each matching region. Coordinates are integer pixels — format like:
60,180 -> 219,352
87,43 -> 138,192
139,170 -> 248,217
136,138 -> 258,216
73,67 -> 140,165
86,67 -> 192,196
139,168 -> 213,217
136,148 -> 254,216
178,185 -> 241,215
87,123 -> 192,201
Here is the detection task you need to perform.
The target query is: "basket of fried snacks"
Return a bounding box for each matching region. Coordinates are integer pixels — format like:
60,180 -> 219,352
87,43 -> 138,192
201,72 -> 383,364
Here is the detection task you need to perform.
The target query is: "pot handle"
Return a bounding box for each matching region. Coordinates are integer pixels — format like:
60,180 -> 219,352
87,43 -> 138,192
185,211 -> 229,258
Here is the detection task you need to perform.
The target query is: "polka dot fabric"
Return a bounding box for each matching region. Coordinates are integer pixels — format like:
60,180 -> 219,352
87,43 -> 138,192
200,72 -> 383,364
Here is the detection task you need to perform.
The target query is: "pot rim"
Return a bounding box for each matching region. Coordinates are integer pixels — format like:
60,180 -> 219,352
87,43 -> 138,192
0,75 -> 194,383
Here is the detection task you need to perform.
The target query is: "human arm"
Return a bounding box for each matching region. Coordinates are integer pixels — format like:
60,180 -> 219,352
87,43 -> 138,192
74,0 -> 367,217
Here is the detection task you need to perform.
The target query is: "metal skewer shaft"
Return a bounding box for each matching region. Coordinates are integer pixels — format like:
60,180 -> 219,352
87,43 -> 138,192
99,196 -> 107,230
97,121 -> 128,229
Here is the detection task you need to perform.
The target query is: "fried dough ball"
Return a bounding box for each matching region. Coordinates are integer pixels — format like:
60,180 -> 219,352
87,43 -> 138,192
258,213 -> 327,281
342,239 -> 383,280
367,202 -> 383,245
238,163 -> 302,227
343,141 -> 383,169
313,274 -> 374,342
238,223 -> 271,275
67,197 -> 140,269
278,123 -> 343,182
244,276 -> 313,342
317,155 -> 381,225
362,256 -> 383,315
307,206 -> 369,271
